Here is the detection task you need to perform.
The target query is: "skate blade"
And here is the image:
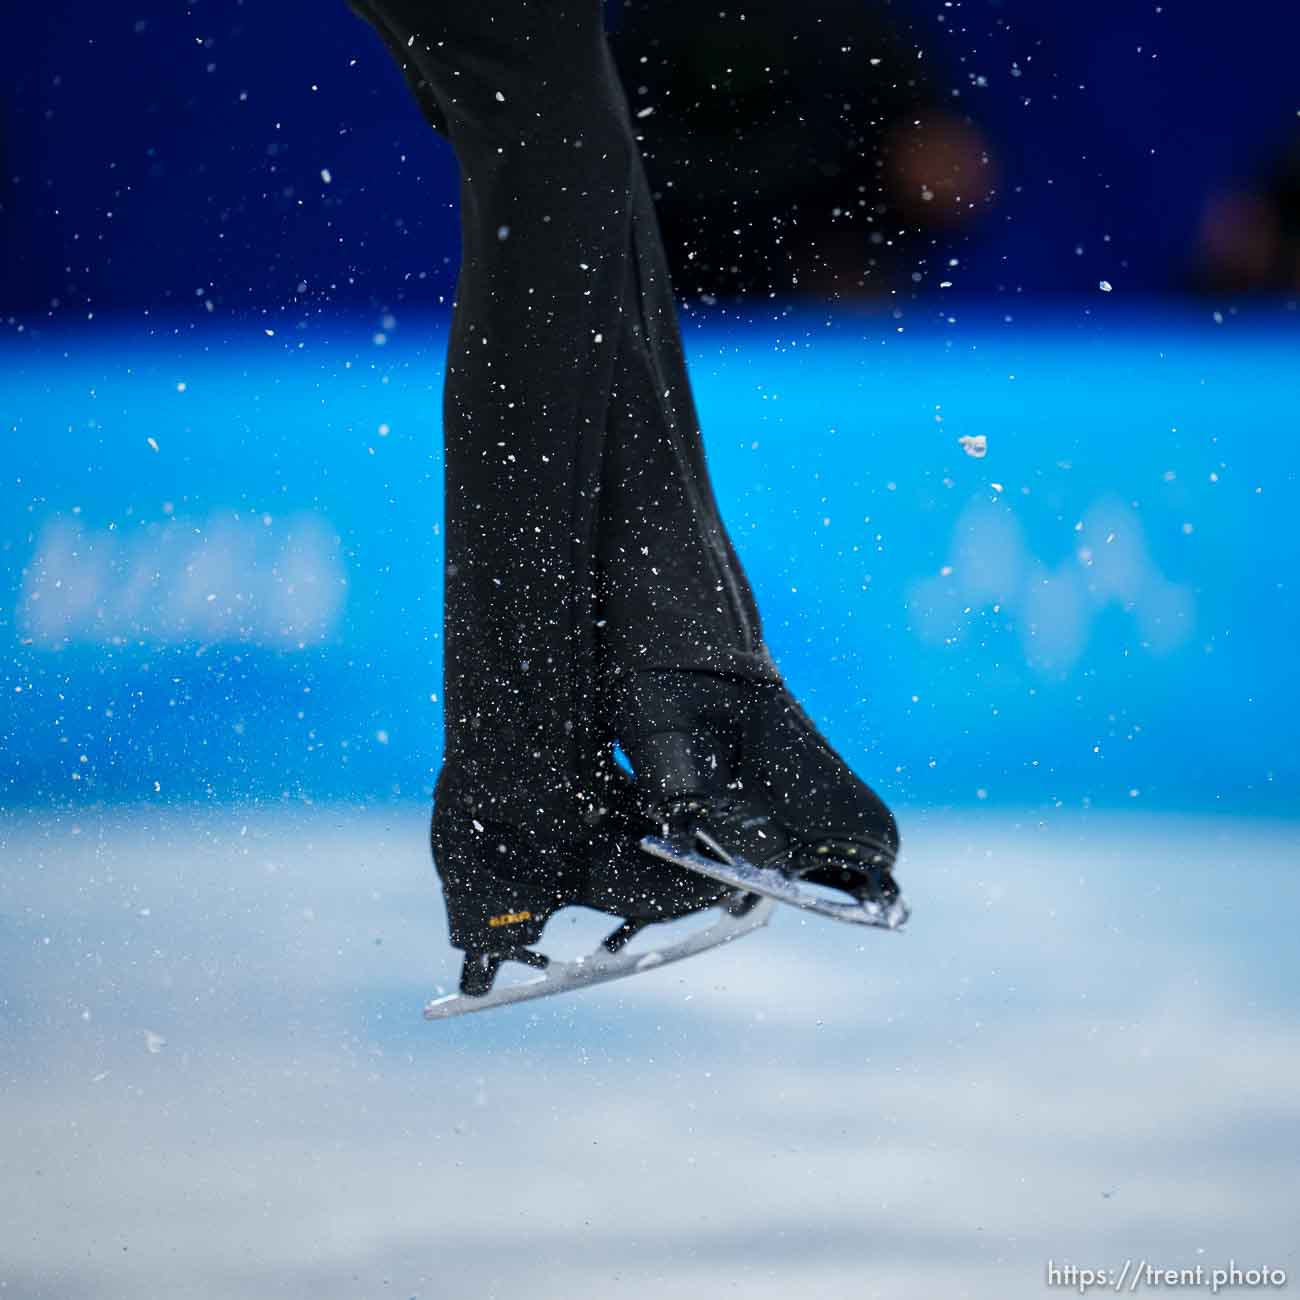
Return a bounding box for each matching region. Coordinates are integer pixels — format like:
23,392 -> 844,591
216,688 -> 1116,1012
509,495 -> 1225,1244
641,834 -> 910,931
422,896 -> 775,1021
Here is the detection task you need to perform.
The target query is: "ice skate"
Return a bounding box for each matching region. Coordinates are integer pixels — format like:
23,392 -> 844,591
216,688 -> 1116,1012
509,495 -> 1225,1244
422,776 -> 770,1020
622,671 -> 908,929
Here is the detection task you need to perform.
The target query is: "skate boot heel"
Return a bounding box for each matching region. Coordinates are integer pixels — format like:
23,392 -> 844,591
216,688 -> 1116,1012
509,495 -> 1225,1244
429,806 -> 581,956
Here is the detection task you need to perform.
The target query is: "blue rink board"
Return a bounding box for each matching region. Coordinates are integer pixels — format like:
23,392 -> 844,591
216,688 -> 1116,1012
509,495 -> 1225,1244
1,303 -> 1296,813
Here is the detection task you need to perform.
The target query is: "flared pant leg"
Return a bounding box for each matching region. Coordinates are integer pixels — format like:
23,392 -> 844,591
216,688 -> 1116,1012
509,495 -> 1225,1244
347,0 -> 778,843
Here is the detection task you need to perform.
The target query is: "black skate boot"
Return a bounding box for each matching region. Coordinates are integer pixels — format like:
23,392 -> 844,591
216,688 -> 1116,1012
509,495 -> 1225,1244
424,766 -> 769,1018
626,670 -> 907,929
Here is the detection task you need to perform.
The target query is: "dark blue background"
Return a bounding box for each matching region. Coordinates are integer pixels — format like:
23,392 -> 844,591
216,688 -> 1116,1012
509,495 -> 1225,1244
4,0 -> 1299,315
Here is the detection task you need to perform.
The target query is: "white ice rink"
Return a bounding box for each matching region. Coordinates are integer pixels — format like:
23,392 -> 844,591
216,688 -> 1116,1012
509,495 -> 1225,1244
3,806 -> 1297,1299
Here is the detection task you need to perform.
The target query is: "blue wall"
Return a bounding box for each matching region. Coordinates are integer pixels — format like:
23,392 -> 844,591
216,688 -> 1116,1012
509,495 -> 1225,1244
3,303 -> 1296,814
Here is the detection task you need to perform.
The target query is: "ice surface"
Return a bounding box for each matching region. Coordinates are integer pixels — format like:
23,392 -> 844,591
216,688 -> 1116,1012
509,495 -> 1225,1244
2,804 -> 1297,1299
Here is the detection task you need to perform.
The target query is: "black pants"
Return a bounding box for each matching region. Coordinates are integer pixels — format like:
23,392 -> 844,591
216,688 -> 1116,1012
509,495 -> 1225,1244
348,0 -> 781,841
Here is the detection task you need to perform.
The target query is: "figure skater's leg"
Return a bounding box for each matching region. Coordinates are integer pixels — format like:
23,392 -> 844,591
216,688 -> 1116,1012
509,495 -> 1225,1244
349,0 -> 651,837
595,123 -> 782,796
593,129 -> 898,861
348,0 -> 739,946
